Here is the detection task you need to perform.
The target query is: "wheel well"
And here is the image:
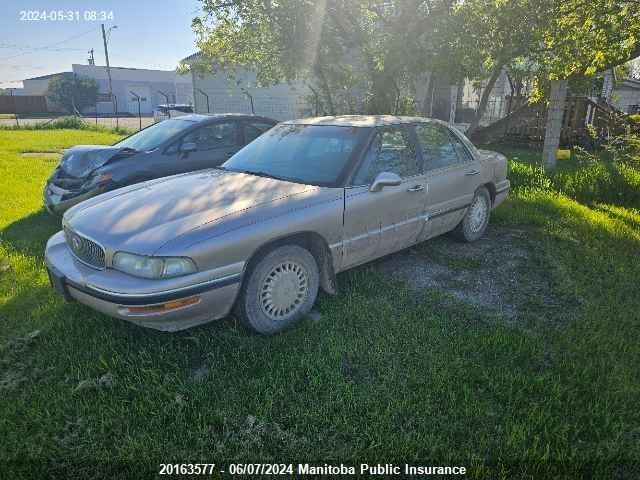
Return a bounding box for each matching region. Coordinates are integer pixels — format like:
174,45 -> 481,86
243,232 -> 337,295
483,182 -> 496,205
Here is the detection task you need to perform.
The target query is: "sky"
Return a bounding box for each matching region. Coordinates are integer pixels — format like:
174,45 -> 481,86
0,0 -> 202,88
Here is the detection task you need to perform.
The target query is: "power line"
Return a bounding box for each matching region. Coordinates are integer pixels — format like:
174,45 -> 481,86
0,46 -> 86,52
0,27 -> 98,61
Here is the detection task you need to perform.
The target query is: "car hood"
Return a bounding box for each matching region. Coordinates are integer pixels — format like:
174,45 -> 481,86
58,145 -> 137,177
64,169 -> 317,254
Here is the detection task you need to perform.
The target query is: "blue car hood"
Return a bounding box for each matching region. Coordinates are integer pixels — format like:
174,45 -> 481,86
59,145 -> 135,177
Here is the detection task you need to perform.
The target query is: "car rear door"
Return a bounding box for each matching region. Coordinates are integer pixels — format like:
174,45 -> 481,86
341,125 -> 428,269
415,123 -> 483,241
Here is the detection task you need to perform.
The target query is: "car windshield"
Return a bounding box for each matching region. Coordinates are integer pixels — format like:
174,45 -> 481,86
222,124 -> 366,186
114,118 -> 196,151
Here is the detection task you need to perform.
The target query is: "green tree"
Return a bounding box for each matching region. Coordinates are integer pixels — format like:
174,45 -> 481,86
191,0 -> 454,115
449,0 -> 551,134
46,74 -> 98,114
191,0 -> 640,170
538,0 -> 640,172
450,0 -> 639,170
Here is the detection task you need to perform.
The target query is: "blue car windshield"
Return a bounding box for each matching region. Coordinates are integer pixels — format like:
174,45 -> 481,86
115,118 -> 195,151
222,124 -> 366,186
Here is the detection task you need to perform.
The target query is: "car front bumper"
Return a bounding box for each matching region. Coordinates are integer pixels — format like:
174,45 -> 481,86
43,183 -> 99,215
493,180 -> 510,208
45,231 -> 242,331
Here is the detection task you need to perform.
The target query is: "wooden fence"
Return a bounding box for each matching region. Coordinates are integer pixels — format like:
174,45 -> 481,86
471,96 -> 630,149
0,95 -> 48,114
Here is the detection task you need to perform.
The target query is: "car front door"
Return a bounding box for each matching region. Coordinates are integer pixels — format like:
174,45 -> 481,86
341,126 -> 427,269
415,123 -> 483,241
174,121 -> 241,172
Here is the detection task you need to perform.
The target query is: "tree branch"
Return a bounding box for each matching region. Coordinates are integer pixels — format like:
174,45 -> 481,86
468,63 -> 504,135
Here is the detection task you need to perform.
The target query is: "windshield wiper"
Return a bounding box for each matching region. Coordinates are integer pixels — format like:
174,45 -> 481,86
230,168 -> 289,181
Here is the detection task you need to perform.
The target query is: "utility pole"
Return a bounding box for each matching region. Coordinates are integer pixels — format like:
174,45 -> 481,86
88,48 -> 95,65
101,24 -> 115,115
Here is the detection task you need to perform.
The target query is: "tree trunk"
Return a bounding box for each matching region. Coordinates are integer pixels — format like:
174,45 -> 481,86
414,72 -> 432,116
467,64 -> 503,135
542,79 -> 568,173
314,64 -> 335,115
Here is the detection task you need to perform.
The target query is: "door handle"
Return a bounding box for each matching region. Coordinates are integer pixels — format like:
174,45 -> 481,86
407,184 -> 424,192
465,170 -> 480,176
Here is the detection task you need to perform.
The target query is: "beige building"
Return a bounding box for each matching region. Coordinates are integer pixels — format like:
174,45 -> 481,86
611,78 -> 640,114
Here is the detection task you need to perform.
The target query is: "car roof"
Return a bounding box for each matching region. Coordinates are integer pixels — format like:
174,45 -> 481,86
174,113 -> 277,123
283,115 -> 449,128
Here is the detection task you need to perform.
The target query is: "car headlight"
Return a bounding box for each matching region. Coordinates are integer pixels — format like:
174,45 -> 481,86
112,252 -> 197,279
84,172 -> 113,188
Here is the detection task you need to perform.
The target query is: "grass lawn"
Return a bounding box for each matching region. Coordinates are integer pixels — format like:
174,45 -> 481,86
1,131 -> 639,479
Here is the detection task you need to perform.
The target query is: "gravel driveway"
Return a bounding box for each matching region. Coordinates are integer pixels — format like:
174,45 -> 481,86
372,225 -> 579,324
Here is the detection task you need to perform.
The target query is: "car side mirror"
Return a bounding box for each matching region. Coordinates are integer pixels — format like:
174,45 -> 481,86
369,172 -> 401,192
181,142 -> 197,153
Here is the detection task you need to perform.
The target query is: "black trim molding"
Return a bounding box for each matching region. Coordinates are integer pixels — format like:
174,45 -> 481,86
430,203 -> 471,220
63,274 -> 242,306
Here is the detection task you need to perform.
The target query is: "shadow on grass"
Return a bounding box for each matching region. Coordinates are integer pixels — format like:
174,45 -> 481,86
0,208 -> 60,260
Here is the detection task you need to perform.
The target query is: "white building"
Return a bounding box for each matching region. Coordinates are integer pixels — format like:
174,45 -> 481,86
459,69 -> 515,127
71,64 -> 193,115
611,78 -> 640,114
20,72 -> 68,95
182,53 -> 310,121
13,72 -> 70,111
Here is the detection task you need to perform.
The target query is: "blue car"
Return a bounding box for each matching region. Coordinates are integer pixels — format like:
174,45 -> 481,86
44,113 -> 277,214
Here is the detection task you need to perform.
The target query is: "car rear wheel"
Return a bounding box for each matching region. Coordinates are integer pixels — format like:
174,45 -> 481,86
454,186 -> 491,242
236,245 -> 319,335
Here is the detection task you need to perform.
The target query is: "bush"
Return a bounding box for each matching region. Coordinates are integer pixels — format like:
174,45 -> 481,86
45,73 -> 98,114
629,114 -> 640,134
508,160 -> 553,191
40,116 -> 88,130
0,116 -> 131,135
506,134 -> 640,209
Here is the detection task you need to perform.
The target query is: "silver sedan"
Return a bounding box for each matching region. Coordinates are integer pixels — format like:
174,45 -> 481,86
45,116 -> 510,334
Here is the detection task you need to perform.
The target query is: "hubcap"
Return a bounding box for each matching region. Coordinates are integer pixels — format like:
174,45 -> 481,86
468,195 -> 488,233
260,261 -> 308,320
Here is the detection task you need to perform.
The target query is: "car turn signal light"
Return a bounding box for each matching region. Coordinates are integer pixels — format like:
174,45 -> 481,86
126,296 -> 200,315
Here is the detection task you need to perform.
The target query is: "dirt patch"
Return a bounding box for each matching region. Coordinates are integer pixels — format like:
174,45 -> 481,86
373,226 -> 567,322
187,364 -> 210,383
211,414 -> 308,455
21,151 -> 62,159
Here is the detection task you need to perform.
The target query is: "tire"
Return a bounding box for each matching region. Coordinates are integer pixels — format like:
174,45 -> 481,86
236,245 -> 320,335
454,186 -> 491,242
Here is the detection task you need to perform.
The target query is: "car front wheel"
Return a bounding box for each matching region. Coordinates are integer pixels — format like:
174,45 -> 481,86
236,244 -> 319,335
454,186 -> 491,242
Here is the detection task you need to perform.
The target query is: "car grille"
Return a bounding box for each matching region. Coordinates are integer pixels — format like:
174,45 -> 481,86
51,168 -> 84,191
64,227 -> 105,269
